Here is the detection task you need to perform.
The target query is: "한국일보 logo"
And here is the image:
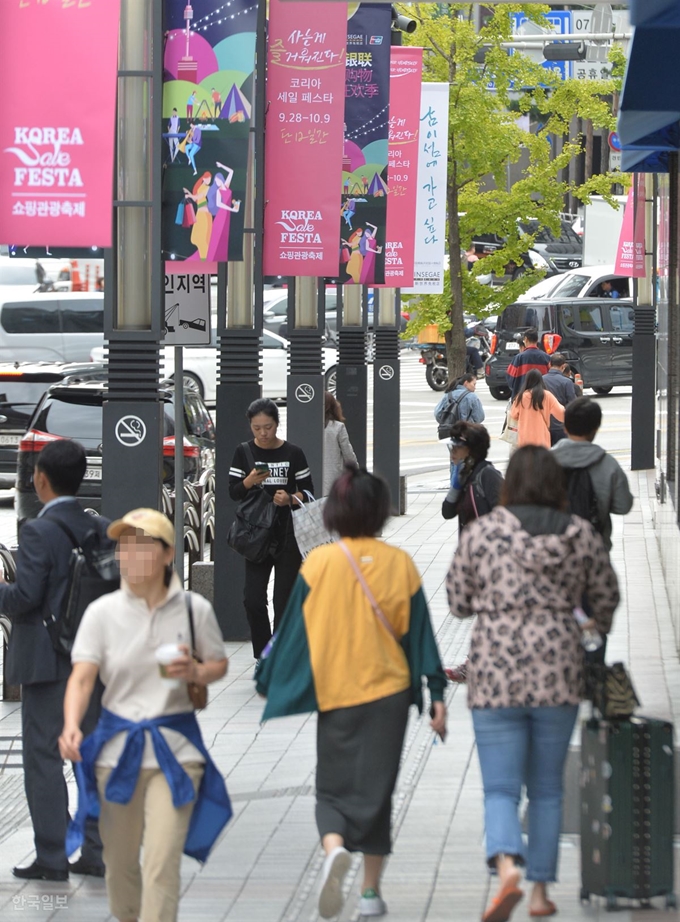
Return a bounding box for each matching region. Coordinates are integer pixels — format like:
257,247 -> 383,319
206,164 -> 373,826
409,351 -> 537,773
5,127 -> 85,191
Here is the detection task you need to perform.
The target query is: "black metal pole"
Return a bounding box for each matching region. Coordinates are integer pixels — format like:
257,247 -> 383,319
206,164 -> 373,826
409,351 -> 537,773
336,284 -> 368,467
631,174 -> 656,471
102,0 -> 163,520
372,288 -> 402,512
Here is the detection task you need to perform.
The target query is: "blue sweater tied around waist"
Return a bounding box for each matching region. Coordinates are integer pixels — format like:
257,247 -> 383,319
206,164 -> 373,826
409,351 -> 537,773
67,708 -> 232,863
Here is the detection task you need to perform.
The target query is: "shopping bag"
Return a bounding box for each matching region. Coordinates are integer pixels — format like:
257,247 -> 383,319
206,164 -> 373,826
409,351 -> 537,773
585,661 -> 640,720
175,202 -> 185,226
499,403 -> 518,446
291,492 -> 336,559
182,202 -> 196,227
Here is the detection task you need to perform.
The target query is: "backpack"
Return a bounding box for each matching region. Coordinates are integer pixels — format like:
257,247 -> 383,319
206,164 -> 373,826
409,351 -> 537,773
43,517 -> 120,657
436,391 -> 466,440
564,466 -> 603,535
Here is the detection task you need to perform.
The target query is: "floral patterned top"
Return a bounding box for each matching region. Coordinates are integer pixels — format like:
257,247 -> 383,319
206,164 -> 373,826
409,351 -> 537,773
446,505 -> 619,709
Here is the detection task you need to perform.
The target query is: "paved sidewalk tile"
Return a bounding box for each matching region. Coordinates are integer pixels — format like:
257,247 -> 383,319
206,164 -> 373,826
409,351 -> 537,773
0,471 -> 678,921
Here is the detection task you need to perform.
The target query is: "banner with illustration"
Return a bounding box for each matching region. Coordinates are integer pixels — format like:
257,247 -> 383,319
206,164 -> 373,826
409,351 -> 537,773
378,47 -> 422,289
0,0 -> 121,248
161,0 -> 258,267
338,3 -> 392,286
615,174 -> 646,278
263,0 -> 347,276
403,83 -> 450,295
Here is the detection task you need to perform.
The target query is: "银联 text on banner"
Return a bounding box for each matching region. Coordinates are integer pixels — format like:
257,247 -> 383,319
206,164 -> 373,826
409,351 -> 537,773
0,0 -> 121,248
263,0 -> 347,277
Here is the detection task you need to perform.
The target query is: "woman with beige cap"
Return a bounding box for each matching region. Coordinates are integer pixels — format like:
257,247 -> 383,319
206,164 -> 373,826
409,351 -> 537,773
58,508 -> 230,922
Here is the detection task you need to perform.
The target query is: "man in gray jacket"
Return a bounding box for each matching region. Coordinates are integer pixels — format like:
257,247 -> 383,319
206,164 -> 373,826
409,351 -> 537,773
552,397 -> 633,551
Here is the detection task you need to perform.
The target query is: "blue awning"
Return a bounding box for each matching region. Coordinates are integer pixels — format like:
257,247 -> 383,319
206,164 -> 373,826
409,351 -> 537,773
618,0 -> 680,171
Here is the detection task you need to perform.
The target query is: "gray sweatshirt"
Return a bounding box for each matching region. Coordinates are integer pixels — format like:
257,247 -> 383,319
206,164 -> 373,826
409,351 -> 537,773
551,438 -> 634,550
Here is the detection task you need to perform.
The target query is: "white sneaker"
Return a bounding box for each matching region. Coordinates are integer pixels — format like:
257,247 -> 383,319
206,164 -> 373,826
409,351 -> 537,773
318,846 -> 352,919
360,889 -> 388,917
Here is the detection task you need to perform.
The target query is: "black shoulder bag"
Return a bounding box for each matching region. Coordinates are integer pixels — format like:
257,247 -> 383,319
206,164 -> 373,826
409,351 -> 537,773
226,442 -> 280,563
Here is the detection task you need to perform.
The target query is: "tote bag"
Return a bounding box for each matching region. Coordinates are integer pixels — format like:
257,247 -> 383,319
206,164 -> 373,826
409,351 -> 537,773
175,202 -> 185,226
291,492 -> 336,559
499,402 -> 518,445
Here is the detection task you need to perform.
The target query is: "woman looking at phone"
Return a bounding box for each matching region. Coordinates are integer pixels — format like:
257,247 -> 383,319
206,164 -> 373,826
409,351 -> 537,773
229,398 -> 314,659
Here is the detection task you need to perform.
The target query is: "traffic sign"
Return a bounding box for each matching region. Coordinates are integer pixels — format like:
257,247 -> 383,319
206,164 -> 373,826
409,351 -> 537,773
115,415 -> 147,447
608,131 -> 622,152
163,269 -> 211,346
511,11 -> 572,81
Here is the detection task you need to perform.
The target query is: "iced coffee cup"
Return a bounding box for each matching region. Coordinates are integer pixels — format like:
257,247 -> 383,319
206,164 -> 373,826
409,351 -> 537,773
155,642 -> 184,688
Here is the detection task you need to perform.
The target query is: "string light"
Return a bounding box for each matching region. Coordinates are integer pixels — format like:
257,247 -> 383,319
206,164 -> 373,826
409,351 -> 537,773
166,2 -> 256,40
346,104 -> 389,141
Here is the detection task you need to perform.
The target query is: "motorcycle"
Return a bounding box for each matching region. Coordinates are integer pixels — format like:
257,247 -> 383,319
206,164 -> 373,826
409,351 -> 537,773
419,326 -> 491,392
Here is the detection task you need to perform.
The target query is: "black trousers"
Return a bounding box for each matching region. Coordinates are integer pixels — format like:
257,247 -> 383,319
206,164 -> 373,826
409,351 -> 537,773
21,677 -> 104,871
244,533 -> 302,658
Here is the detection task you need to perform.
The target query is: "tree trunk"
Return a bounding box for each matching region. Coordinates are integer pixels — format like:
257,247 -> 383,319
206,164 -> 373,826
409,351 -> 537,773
585,118 -> 593,181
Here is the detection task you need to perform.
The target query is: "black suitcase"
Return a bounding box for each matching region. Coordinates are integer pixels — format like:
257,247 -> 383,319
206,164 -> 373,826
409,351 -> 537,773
580,716 -> 676,910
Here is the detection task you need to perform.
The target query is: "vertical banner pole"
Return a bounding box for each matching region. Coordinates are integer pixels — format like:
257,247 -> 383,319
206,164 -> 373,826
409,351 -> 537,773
174,346 -> 184,581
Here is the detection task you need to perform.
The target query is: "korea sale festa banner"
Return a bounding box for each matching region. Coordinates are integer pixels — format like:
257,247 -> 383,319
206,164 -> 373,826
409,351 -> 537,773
338,3 -> 392,286
161,0 -> 257,268
403,83 -> 450,295
378,47 -> 423,289
0,0 -> 121,248
615,174 -> 646,278
263,0 -> 347,277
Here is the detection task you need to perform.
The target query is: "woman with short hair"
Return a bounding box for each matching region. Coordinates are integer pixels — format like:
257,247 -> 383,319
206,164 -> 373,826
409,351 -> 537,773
446,447 -> 619,921
58,509 -> 230,922
442,421 -> 503,528
256,467 -> 447,920
229,397 -> 313,658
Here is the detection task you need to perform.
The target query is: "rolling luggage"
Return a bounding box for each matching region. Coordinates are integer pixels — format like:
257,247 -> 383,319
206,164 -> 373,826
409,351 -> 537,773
580,716 -> 676,910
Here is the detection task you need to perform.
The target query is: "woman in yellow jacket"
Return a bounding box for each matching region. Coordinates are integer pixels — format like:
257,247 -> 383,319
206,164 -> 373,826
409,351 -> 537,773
510,369 -> 564,449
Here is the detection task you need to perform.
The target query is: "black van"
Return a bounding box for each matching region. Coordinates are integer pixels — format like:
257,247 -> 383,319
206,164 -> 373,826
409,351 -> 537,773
485,298 -> 635,400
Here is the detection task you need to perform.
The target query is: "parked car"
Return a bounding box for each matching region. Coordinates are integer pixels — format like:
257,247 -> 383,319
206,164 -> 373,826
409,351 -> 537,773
485,298 -> 634,400
0,256 -> 67,291
90,328 -> 339,404
0,362 -> 107,489
517,219 -> 583,273
16,377 -> 215,526
522,264 -> 632,301
0,289 -> 103,363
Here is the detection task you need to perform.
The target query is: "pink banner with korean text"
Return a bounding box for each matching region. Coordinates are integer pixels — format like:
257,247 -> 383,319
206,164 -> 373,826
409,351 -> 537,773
377,47 -> 422,289
0,0 -> 121,248
263,0 -> 347,277
615,175 -> 646,278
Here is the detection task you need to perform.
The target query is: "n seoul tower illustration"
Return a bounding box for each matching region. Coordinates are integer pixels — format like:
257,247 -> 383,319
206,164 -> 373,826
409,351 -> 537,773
177,3 -> 198,84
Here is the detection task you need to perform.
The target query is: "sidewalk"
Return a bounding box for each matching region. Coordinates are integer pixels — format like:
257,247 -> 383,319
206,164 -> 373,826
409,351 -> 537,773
0,470 -> 678,921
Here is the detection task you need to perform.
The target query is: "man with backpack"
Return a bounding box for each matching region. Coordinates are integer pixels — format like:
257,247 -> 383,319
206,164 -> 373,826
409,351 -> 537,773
552,397 -> 633,553
434,373 -> 485,441
0,440 -> 114,881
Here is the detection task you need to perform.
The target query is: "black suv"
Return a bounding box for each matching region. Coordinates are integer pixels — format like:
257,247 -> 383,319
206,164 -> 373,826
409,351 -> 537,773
16,379 -> 215,526
485,298 -> 634,400
0,362 -> 106,489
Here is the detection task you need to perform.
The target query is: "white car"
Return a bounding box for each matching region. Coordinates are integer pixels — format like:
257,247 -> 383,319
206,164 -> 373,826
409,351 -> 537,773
521,264 -> 632,301
90,329 -> 337,405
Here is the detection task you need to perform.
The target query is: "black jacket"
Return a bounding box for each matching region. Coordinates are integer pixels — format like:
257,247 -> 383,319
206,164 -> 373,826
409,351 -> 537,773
442,460 -> 503,529
0,499 -> 112,686
543,368 -> 579,436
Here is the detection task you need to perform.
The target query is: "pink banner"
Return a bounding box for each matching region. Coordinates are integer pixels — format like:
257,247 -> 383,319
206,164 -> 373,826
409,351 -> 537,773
379,48 -> 423,289
0,0 -> 120,248
615,175 -> 646,278
263,0 -> 347,277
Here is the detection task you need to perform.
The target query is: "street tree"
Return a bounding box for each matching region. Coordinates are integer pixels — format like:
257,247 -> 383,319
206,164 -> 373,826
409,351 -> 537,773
402,3 -> 625,379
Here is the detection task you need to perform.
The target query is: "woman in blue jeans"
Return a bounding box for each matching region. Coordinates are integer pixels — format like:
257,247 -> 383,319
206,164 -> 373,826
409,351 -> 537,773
446,447 -> 619,922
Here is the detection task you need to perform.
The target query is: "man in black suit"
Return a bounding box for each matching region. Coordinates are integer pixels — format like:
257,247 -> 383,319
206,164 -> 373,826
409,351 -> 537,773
0,440 -> 111,881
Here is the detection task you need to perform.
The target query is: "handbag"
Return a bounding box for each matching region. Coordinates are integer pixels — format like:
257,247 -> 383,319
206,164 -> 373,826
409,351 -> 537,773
585,661 -> 640,719
226,443 -> 280,563
185,593 -> 207,710
182,201 -> 196,227
291,491 -> 335,559
499,402 -> 519,445
175,202 -> 185,225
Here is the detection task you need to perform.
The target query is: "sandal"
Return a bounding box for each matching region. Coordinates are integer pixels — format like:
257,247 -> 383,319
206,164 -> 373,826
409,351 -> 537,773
482,882 -> 524,922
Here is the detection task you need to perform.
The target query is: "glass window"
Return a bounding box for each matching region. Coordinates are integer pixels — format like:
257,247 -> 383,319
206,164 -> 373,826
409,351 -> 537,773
561,305 -> 578,330
610,305 -> 635,333
0,263 -> 39,286
262,331 -> 285,350
61,298 -> 104,333
550,274 -> 589,298
35,398 -> 102,440
1,300 -> 61,334
578,305 -> 605,333
498,303 -> 551,332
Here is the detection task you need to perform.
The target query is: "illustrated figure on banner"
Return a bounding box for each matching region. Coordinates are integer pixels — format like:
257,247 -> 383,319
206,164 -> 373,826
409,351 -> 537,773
168,109 -> 180,162
341,228 -> 364,284
185,122 -> 203,175
183,163 -> 240,261
359,222 -> 382,284
187,90 -> 197,118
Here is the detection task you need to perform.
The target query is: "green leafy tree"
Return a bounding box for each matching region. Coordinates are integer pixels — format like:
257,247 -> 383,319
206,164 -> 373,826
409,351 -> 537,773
402,3 -> 625,379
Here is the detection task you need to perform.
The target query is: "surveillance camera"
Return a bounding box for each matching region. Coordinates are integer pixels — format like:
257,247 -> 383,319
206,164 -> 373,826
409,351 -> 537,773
391,10 -> 417,33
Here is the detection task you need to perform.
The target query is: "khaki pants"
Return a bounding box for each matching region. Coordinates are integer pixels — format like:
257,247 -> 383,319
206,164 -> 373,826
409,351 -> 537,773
96,762 -> 204,922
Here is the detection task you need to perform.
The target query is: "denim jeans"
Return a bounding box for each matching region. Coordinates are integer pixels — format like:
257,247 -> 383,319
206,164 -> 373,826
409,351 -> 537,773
472,705 -> 578,882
